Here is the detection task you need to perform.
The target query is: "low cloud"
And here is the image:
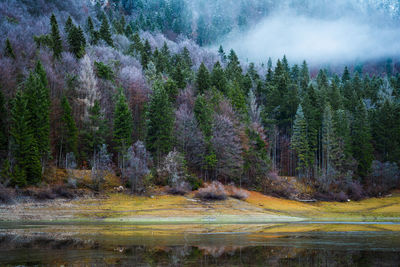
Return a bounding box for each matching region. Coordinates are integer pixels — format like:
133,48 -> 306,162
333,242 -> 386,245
221,10 -> 400,65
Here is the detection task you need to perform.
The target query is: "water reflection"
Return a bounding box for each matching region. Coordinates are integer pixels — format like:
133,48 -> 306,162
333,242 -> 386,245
0,223 -> 400,266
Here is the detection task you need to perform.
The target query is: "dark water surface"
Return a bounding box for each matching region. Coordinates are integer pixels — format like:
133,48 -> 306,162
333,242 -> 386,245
0,223 -> 400,266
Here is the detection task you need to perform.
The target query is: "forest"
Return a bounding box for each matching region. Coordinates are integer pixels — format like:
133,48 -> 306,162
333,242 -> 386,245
0,0 -> 400,202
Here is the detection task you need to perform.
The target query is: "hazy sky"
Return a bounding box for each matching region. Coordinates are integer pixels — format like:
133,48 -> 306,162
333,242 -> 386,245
219,2 -> 400,65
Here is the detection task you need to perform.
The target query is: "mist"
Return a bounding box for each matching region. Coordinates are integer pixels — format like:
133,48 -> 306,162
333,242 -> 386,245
219,6 -> 400,65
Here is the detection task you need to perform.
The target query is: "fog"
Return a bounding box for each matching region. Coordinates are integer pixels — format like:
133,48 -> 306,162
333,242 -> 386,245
219,3 -> 400,65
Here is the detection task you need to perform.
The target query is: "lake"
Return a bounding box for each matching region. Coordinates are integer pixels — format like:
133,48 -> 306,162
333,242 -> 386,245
0,222 -> 399,266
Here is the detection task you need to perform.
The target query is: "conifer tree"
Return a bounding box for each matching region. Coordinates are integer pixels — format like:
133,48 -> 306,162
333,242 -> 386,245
10,90 -> 41,186
81,100 -> 107,161
99,15 -> 113,46
196,63 -> 210,95
113,89 -> 133,153
68,24 -> 86,58
218,45 -> 226,63
228,81 -> 247,118
141,39 -> 152,69
0,89 -> 7,151
351,101 -> 373,179
60,96 -> 78,157
50,14 -> 63,59
146,80 -> 174,163
172,62 -> 186,89
65,16 -> 73,34
86,16 -> 98,45
131,32 -> 143,55
4,38 -> 15,59
211,61 -> 227,94
25,68 -> 50,162
291,105 -> 310,178
226,49 -> 242,81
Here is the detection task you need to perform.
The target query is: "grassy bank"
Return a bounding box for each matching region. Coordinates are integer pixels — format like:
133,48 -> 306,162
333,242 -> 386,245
1,189 -> 400,224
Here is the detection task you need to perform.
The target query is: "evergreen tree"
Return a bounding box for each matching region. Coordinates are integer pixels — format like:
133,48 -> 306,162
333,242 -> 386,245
146,80 -> 174,163
64,16 -> 73,34
131,32 -> 143,55
291,105 -> 310,178
218,45 -> 226,63
141,39 -> 152,69
86,16 -> 98,45
25,67 -> 50,162
194,95 -> 213,140
60,96 -> 78,157
181,47 -> 192,69
50,14 -> 63,59
226,49 -> 242,81
80,100 -> 107,161
172,62 -> 186,89
10,90 -> 41,186
0,89 -> 7,151
113,89 -> 133,152
4,38 -> 15,59
196,63 -> 210,95
99,15 -> 113,46
211,61 -> 227,94
228,81 -> 247,118
351,101 -> 373,179
68,24 -> 86,58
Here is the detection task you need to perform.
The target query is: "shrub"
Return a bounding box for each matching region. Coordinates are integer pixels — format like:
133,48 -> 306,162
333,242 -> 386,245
166,181 -> 191,195
52,185 -> 74,199
0,185 -> 14,204
228,186 -> 249,200
195,181 -> 227,201
35,188 -> 56,200
262,172 -> 299,199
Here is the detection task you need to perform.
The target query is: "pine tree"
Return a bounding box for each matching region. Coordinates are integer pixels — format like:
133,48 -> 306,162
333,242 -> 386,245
99,15 -> 113,46
0,89 -> 7,151
141,39 -> 152,69
322,104 -> 334,174
25,67 -> 50,161
50,14 -> 63,59
131,32 -> 143,55
196,63 -> 210,95
80,100 -> 107,161
181,47 -> 192,69
68,24 -> 86,58
228,81 -> 247,118
291,105 -> 310,178
113,89 -> 133,153
86,16 -> 98,45
65,16 -> 73,34
226,49 -> 242,81
172,62 -> 186,89
351,101 -> 373,179
194,94 -> 213,141
146,80 -> 174,163
60,96 -> 78,157
10,90 -> 41,186
211,61 -> 227,94
4,38 -> 15,59
218,45 -> 226,63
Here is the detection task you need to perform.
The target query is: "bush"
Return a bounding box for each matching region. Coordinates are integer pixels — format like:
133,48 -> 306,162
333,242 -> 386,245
262,172 -> 299,199
35,188 -> 56,200
227,185 -> 249,200
0,185 -> 14,204
166,181 -> 191,195
195,181 -> 227,201
52,185 -> 74,199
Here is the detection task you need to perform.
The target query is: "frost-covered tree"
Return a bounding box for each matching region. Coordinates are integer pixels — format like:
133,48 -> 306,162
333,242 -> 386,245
78,55 -> 99,120
211,114 -> 243,181
124,141 -> 151,193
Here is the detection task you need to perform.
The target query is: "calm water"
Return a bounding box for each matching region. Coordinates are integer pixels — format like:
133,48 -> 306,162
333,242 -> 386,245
0,223 -> 400,266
